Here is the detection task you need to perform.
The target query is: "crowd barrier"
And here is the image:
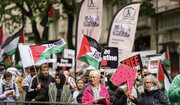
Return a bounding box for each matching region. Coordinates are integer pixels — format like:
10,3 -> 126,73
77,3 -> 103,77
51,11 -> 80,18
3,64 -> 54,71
0,101 -> 100,105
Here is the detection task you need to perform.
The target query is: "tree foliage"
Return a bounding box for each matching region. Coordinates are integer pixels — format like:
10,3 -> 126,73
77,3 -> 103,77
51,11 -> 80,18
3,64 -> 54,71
0,0 -> 62,43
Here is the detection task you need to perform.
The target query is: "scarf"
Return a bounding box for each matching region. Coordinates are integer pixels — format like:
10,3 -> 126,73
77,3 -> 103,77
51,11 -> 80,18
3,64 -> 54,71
145,86 -> 158,92
2,79 -> 13,88
91,84 -> 101,99
55,73 -> 66,97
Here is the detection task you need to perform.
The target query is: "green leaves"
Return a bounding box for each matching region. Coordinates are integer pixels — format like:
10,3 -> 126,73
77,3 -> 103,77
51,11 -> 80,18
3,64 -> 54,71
140,0 -> 155,18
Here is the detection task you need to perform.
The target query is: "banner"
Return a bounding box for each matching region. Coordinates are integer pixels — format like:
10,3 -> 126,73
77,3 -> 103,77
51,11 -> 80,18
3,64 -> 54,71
110,64 -> 137,92
121,54 -> 143,71
107,2 -> 140,62
149,59 -> 158,74
75,0 -> 103,72
101,47 -> 118,69
56,58 -> 72,71
64,49 -> 75,66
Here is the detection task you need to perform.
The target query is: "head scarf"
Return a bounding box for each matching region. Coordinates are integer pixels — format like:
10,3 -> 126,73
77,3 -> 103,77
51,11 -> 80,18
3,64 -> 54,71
76,78 -> 85,90
55,73 -> 66,89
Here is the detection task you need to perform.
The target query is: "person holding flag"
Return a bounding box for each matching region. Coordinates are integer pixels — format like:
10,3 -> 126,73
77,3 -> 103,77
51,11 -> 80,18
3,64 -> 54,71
113,81 -> 143,105
31,64 -> 54,104
141,75 -> 169,105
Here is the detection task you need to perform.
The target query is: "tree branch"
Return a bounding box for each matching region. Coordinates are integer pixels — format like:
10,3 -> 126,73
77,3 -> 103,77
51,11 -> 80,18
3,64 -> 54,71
15,2 -> 30,17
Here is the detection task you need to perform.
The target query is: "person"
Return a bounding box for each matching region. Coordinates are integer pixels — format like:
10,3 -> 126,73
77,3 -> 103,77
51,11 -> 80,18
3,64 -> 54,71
31,64 -> 54,104
15,76 -> 25,105
82,70 -> 110,105
106,73 -> 118,105
48,73 -> 72,104
0,72 -> 19,105
141,75 -> 169,105
23,66 -> 36,104
168,74 -> 180,105
72,79 -> 84,103
63,70 -> 76,90
76,70 -> 91,103
113,72 -> 143,105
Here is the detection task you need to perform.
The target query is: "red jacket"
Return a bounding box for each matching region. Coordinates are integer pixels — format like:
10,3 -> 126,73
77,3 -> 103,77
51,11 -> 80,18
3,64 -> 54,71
82,83 -> 110,105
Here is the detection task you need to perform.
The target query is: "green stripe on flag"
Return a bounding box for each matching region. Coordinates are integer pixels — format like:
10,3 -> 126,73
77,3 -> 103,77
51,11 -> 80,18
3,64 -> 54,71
77,54 -> 99,69
36,45 -> 66,63
160,81 -> 165,88
162,59 -> 170,66
6,48 -> 17,56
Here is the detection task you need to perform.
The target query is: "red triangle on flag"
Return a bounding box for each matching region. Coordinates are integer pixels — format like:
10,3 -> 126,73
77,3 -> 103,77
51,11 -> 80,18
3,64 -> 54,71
19,27 -> 24,43
76,35 -> 92,59
30,46 -> 46,63
48,0 -> 55,19
158,61 -> 165,82
0,26 -> 3,46
165,48 -> 169,61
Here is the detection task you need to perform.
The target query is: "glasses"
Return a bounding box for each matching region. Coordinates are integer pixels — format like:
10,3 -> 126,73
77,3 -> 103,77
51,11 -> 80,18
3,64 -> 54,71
145,82 -> 153,84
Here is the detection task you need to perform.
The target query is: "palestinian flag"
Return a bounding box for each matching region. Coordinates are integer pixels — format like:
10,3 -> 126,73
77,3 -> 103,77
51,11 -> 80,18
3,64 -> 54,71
157,60 -> 172,96
1,34 -> 8,46
4,56 -> 12,67
0,26 -> 3,46
160,46 -> 170,66
1,27 -> 23,57
40,0 -> 55,27
18,38 -> 66,68
76,34 -> 104,70
118,81 -> 129,92
18,27 -> 24,43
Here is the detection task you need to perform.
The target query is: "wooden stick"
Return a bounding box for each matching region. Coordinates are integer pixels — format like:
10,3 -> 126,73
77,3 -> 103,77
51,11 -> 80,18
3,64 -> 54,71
104,69 -> 106,86
33,65 -> 39,84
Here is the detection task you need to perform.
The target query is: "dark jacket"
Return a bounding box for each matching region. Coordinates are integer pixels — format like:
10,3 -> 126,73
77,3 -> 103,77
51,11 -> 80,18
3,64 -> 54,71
113,88 -> 143,105
31,74 -> 54,102
141,89 -> 169,105
107,74 -> 118,105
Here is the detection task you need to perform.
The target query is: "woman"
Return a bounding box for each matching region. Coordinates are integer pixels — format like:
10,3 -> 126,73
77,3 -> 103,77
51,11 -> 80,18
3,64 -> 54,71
48,73 -> 72,104
82,70 -> 110,105
72,78 -> 84,103
141,75 -> 169,105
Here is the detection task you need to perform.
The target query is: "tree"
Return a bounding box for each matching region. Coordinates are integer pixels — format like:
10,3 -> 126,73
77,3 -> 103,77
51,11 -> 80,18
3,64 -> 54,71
60,0 -> 77,49
0,0 -> 61,43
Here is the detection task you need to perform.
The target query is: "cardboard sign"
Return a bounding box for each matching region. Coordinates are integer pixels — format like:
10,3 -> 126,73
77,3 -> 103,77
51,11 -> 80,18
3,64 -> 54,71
121,54 -> 143,71
56,58 -> 72,71
101,47 -> 118,69
110,64 -> 137,92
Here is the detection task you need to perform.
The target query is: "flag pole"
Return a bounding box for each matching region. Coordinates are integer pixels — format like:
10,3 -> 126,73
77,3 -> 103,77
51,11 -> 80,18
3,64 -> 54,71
104,69 -> 106,86
33,65 -> 40,84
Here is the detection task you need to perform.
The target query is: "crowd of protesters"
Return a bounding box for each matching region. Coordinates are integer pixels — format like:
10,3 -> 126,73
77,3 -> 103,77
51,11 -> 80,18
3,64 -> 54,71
0,63 -> 180,105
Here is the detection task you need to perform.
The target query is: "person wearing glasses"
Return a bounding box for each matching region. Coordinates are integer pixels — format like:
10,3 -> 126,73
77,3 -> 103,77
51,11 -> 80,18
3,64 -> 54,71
141,75 -> 169,105
82,70 -> 110,105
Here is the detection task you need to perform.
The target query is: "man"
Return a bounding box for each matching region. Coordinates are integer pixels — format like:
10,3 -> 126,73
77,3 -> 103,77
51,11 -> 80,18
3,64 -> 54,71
82,70 -> 110,105
168,74 -> 180,105
31,64 -> 54,103
23,66 -> 36,103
